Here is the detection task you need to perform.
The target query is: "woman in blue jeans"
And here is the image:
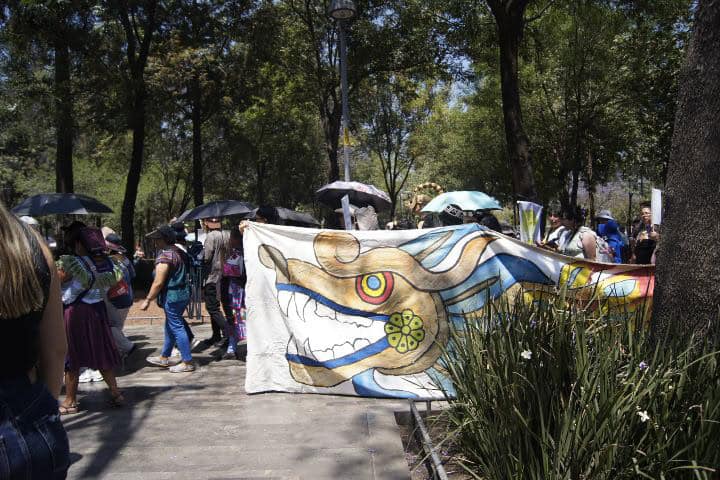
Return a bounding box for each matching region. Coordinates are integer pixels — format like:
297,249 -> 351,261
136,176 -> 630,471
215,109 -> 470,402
0,203 -> 69,478
140,225 -> 194,373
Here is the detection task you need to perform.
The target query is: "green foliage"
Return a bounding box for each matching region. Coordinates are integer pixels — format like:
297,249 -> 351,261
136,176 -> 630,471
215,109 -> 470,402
440,297 -> 720,479
0,0 -> 695,238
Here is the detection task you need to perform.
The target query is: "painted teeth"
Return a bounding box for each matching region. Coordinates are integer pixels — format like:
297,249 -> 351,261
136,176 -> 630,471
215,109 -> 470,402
315,301 -> 337,319
302,339 -> 316,360
293,294 -> 309,323
353,338 -> 371,351
280,291 -> 385,362
278,290 -> 292,316
303,298 -> 316,324
336,311 -> 372,327
332,342 -> 354,359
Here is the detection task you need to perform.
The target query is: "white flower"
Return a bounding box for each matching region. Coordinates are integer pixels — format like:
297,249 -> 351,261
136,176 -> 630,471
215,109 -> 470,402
521,350 -> 532,360
637,410 -> 650,423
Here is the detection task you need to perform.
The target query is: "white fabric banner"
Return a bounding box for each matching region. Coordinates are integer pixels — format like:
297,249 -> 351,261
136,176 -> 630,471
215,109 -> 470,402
517,201 -> 544,244
243,223 -> 654,399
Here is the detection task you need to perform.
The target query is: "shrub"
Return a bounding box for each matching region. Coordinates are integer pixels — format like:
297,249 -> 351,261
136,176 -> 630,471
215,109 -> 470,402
439,294 -> 720,479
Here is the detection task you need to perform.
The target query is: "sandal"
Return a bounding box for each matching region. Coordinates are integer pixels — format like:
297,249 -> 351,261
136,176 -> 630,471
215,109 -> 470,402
108,392 -> 126,408
59,403 -> 79,415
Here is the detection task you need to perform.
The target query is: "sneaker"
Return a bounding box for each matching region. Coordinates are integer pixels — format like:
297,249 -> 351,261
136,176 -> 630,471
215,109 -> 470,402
169,362 -> 196,373
146,356 -> 180,368
222,350 -> 236,360
90,370 -> 104,382
78,369 -> 94,383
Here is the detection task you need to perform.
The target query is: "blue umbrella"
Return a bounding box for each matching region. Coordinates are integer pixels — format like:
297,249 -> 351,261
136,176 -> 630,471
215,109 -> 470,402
421,191 -> 502,213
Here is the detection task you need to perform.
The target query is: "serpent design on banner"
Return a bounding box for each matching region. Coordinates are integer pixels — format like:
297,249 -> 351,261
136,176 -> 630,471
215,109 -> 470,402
250,223 -> 654,398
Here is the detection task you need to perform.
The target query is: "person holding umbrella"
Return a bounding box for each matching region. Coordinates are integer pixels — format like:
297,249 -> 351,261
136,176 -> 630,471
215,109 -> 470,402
201,218 -> 231,347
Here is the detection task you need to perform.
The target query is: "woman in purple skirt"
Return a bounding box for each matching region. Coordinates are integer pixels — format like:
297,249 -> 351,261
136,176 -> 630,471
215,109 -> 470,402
57,224 -> 125,414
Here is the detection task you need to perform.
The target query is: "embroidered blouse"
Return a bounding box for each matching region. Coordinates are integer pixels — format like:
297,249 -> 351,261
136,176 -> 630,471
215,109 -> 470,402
57,255 -> 123,305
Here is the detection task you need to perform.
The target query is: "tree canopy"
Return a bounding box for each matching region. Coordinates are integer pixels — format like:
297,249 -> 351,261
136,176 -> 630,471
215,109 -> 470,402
0,0 -> 693,235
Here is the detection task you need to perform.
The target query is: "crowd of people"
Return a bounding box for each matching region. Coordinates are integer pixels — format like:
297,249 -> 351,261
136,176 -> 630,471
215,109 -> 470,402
0,196 -> 660,478
537,201 -> 660,264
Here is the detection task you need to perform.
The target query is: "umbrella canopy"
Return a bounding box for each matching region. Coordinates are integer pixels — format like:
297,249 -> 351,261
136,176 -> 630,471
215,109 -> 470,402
316,181 -> 392,212
250,207 -> 320,227
11,193 -> 113,216
274,207 -> 320,227
177,200 -> 255,221
421,191 -> 502,213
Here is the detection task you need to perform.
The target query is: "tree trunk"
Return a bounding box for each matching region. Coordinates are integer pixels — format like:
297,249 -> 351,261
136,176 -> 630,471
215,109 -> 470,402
586,151 -> 595,223
256,156 -> 265,205
190,76 -> 204,207
570,168 -> 579,208
488,0 -> 538,202
321,99 -> 342,182
121,86 -> 146,253
653,0 -> 720,338
54,35 -> 73,193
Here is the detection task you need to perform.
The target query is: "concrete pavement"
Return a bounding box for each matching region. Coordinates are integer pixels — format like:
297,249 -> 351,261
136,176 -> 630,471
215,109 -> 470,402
62,324 -> 411,479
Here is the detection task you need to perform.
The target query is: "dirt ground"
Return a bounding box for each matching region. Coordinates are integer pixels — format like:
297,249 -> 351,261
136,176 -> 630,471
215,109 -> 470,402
396,410 -> 475,480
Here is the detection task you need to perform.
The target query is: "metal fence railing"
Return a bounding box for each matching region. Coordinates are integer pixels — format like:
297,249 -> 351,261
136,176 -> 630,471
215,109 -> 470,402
186,262 -> 204,323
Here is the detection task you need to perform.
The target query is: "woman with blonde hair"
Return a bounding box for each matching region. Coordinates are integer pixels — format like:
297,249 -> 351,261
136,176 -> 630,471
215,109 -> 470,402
0,201 -> 70,478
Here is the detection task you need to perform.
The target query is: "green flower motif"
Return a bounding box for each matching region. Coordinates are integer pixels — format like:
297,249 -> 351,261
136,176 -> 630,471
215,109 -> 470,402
385,309 -> 425,353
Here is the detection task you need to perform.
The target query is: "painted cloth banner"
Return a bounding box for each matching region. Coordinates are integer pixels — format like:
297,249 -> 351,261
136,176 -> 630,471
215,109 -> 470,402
244,223 -> 654,399
518,200 -> 543,245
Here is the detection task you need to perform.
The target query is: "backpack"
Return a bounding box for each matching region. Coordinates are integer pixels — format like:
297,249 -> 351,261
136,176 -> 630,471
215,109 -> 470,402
595,236 -> 614,263
108,257 -> 134,309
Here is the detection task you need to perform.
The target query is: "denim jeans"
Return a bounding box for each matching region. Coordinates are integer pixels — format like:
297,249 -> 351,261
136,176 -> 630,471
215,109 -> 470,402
161,300 -> 192,362
0,376 -> 70,479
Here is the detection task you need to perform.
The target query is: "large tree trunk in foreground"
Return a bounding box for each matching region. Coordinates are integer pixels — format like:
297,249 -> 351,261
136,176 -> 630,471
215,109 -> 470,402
487,0 -> 538,202
653,0 -> 720,338
54,35 -> 73,193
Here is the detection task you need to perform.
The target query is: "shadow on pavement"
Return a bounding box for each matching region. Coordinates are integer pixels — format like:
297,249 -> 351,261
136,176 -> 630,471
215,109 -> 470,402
62,384 -> 205,478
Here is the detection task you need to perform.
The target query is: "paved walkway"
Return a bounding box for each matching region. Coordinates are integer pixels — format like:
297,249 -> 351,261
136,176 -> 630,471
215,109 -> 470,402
62,324 -> 411,479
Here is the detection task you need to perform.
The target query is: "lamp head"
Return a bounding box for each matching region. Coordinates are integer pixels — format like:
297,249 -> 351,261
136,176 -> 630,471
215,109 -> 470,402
329,0 -> 357,20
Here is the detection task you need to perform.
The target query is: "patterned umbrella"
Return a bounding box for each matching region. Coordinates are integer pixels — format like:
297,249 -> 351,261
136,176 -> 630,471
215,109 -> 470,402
11,193 -> 113,216
316,181 -> 392,212
421,191 -> 502,213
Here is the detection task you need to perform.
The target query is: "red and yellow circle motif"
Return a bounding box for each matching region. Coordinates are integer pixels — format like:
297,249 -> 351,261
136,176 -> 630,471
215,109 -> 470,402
356,272 -> 394,304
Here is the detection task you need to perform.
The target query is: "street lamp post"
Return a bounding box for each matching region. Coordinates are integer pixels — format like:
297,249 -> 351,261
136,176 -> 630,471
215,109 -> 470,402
329,0 -> 357,182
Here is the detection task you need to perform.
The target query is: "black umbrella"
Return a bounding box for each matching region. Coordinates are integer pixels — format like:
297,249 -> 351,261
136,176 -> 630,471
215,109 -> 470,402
316,181 -> 392,212
11,193 -> 113,216
276,207 -> 320,227
177,200 -> 255,221
251,207 -> 320,227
